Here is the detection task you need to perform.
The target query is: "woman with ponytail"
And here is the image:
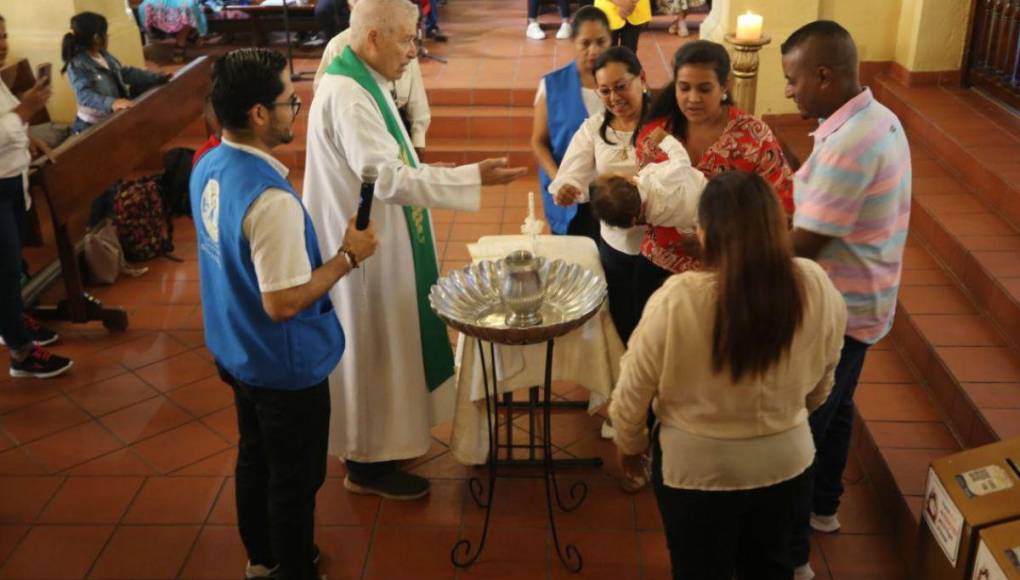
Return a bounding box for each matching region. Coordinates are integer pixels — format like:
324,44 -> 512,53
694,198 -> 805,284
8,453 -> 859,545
632,40 -> 795,316
63,12 -> 170,134
548,45 -> 649,347
609,170 -> 846,579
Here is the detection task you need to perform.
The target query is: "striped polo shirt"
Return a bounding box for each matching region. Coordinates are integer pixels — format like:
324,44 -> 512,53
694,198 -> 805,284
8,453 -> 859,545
793,88 -> 912,344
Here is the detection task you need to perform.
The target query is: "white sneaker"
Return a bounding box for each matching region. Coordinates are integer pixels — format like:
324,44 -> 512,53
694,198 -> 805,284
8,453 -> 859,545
677,20 -> 691,37
245,562 -> 279,579
555,21 -> 572,39
794,563 -> 815,580
526,21 -> 546,40
600,419 -> 616,440
810,512 -> 841,533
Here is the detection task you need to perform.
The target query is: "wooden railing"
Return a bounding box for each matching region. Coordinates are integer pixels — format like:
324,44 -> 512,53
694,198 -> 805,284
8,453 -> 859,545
966,0 -> 1020,109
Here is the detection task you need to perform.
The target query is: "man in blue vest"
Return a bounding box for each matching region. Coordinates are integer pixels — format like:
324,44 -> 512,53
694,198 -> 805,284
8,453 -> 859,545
191,48 -> 377,580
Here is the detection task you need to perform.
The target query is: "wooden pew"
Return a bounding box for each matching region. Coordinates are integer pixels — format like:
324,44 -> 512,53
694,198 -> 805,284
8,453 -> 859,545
206,4 -> 319,47
30,56 -> 213,331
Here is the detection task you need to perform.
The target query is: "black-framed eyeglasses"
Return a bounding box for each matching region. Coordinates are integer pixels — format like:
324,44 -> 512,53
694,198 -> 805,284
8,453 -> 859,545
271,94 -> 302,117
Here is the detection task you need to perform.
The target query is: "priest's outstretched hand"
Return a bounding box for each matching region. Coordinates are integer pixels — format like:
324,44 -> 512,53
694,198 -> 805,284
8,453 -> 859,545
478,157 -> 528,185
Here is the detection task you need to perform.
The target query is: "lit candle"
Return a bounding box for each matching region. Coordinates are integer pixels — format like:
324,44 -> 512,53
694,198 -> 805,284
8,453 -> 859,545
528,191 -> 535,223
736,11 -> 763,41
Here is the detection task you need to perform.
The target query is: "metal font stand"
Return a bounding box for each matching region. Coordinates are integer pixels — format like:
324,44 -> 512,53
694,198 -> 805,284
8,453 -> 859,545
451,339 -> 593,573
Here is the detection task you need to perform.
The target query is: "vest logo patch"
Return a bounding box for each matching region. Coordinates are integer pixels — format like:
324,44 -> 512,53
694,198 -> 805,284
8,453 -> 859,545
201,179 -> 220,243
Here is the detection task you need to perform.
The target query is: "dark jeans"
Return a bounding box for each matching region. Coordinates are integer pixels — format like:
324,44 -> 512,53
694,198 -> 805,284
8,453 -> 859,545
790,336 -> 870,565
424,1 -> 440,31
599,240 -> 638,344
220,364 -> 330,580
528,0 -> 569,19
612,22 -> 645,53
0,176 -> 31,351
653,431 -> 813,579
314,0 -> 349,40
632,255 -> 672,322
566,202 -> 601,243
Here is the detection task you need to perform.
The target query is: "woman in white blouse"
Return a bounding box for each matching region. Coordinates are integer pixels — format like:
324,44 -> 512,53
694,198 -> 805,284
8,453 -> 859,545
609,171 -> 847,579
548,46 -> 648,345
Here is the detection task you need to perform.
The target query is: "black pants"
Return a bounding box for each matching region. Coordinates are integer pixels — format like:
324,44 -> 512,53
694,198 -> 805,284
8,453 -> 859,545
314,0 -> 350,39
790,337 -> 870,565
599,240 -> 638,344
220,365 -> 330,580
632,255 -> 672,322
566,202 -> 601,243
0,176 -> 31,351
612,22 -> 645,53
528,0 -> 569,19
652,432 -> 813,579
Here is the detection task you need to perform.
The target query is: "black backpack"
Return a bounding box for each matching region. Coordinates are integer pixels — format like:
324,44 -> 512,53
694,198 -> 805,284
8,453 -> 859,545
160,147 -> 196,217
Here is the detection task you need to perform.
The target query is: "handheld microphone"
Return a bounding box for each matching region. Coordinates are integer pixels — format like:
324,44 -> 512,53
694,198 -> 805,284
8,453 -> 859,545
356,166 -> 377,231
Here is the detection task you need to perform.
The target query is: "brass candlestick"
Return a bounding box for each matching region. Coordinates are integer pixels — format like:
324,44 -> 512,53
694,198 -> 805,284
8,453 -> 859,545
724,33 -> 772,115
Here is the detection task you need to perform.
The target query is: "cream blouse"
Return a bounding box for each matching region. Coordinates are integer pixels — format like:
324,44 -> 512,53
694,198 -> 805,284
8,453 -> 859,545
608,258 -> 847,490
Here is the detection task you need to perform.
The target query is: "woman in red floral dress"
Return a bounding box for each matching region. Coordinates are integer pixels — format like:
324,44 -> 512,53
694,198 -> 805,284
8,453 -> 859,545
632,40 -> 794,313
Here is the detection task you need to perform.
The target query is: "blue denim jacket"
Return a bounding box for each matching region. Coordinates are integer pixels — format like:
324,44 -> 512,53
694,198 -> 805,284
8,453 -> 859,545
65,50 -> 167,132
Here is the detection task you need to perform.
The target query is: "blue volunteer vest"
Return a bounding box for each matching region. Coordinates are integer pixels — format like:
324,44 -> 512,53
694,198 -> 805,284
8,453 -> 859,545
190,143 -> 344,390
541,61 -> 589,234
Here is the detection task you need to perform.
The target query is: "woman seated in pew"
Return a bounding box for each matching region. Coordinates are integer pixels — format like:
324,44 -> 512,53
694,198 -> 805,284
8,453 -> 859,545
632,40 -> 795,316
609,170 -> 847,579
62,12 -> 171,135
137,0 -> 211,63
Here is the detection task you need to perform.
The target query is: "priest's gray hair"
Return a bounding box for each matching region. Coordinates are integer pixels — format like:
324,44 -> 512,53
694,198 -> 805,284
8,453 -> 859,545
349,0 -> 419,44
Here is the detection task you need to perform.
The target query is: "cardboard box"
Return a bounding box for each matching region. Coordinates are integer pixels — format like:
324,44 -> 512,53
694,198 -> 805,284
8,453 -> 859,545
971,520 -> 1020,580
916,436 -> 1020,580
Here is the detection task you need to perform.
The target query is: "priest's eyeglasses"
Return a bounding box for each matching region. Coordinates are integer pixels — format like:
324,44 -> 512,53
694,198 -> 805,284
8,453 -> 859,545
271,94 -> 302,117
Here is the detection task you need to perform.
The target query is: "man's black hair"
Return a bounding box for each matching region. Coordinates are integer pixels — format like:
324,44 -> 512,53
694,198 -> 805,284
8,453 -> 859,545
210,48 -> 288,132
781,20 -> 857,69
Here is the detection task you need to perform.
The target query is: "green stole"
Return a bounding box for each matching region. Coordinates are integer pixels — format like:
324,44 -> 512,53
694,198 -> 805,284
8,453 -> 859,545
325,47 -> 453,392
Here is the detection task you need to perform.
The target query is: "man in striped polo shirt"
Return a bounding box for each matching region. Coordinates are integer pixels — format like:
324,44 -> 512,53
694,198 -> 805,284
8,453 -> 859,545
781,20 -> 912,579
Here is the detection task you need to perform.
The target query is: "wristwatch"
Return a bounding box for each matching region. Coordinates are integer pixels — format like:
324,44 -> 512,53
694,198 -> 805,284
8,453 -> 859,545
338,246 -> 359,269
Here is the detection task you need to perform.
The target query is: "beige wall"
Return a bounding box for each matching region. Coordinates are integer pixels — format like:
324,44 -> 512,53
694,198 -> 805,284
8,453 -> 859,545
900,0 -> 969,72
3,0 -> 145,123
702,0 -> 972,115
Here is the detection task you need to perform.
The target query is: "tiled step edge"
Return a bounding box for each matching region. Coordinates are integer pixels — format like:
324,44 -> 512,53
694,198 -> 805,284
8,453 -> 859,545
891,246 -> 1020,447
874,79 -> 1020,349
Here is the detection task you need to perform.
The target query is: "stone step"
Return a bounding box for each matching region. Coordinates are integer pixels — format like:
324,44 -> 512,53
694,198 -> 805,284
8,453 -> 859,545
429,105 -> 533,140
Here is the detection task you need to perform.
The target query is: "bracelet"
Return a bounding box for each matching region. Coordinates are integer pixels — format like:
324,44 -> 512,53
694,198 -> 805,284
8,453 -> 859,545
339,246 -> 359,269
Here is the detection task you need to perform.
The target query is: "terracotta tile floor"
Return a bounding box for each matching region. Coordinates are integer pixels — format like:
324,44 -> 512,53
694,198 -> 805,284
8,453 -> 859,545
1,1 -> 915,577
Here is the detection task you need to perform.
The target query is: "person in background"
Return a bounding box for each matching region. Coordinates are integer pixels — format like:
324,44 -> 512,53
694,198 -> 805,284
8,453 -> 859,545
192,96 -> 221,166
526,0 -> 574,40
657,0 -> 705,37
138,0 -> 208,62
0,14 -> 74,378
313,0 -> 431,156
782,21 -> 911,580
422,0 -> 447,42
531,6 -> 612,239
593,0 -> 651,53
610,170 -> 846,579
192,47 -> 378,580
314,0 -> 350,44
62,11 -> 170,134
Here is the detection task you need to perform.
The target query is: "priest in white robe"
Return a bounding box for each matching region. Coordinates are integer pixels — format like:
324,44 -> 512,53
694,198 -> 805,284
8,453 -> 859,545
302,0 -> 526,500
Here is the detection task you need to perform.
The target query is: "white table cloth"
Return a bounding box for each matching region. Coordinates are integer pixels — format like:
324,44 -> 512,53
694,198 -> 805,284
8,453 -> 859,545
449,235 -> 625,465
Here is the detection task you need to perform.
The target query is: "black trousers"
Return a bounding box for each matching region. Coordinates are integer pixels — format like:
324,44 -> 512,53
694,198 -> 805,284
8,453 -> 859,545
612,22 -> 645,53
0,176 -> 31,350
652,432 -> 813,580
566,202 -> 601,243
528,0 -> 569,19
632,255 -> 672,322
220,365 -> 330,580
314,0 -> 350,39
598,240 -> 638,344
